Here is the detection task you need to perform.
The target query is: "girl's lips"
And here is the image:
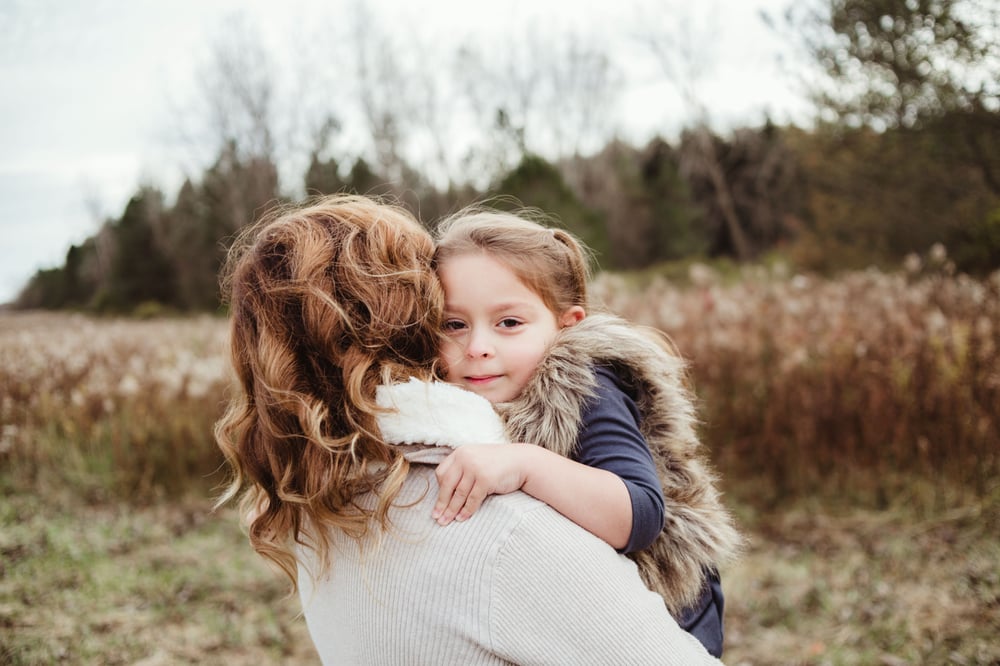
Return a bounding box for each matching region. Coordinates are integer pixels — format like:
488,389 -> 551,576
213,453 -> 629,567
465,375 -> 500,385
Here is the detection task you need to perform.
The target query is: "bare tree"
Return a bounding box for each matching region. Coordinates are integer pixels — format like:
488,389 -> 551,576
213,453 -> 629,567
454,24 -> 622,181
454,31 -> 544,179
544,30 -> 623,158
402,33 -> 463,190
81,187 -> 114,288
634,1 -> 754,260
157,10 -> 286,207
350,3 -> 408,184
332,2 -> 465,194
680,128 -> 753,260
198,14 -> 278,164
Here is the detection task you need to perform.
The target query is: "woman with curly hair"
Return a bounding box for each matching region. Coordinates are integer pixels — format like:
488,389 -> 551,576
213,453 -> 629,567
215,194 -> 720,664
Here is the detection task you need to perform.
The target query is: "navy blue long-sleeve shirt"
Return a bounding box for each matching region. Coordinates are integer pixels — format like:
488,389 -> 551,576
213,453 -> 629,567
574,365 -> 665,554
575,365 -> 725,658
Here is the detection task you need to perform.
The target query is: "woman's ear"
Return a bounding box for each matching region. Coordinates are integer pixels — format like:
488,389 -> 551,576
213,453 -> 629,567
559,306 -> 586,328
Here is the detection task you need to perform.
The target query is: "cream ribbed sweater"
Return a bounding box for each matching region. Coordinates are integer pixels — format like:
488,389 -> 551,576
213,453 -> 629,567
296,380 -> 722,665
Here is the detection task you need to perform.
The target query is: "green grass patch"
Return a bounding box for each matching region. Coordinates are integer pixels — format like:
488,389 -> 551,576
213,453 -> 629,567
723,496 -> 1000,665
0,474 -> 315,665
3,470 -> 998,665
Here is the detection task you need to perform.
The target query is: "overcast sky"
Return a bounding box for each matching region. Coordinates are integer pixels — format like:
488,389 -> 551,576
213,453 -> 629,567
0,0 -> 809,304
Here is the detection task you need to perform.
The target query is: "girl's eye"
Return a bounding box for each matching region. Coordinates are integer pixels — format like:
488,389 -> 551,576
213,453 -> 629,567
497,318 -> 522,329
443,319 -> 467,332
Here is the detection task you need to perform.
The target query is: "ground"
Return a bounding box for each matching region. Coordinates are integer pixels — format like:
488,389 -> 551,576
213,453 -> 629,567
2,480 -> 997,665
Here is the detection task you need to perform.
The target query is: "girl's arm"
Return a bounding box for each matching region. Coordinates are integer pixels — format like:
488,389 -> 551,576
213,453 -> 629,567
433,443 -> 633,549
573,367 -> 665,553
434,367 -> 665,554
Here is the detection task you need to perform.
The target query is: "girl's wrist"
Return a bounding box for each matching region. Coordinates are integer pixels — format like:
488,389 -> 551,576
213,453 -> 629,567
518,444 -> 555,493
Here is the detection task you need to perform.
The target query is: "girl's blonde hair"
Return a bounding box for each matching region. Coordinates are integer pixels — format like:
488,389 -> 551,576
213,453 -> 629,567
434,205 -> 686,361
433,207 -> 593,316
214,194 -> 443,586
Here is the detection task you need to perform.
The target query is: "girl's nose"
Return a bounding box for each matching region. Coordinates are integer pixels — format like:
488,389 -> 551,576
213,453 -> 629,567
465,329 -> 494,358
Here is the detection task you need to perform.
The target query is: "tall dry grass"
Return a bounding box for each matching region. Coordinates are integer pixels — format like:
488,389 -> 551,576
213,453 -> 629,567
0,312 -> 231,502
593,256 -> 1000,507
4,263 -> 998,664
2,258 -> 998,507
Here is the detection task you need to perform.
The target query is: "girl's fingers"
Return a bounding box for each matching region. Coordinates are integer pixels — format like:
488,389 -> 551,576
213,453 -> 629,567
455,485 -> 487,521
432,448 -> 497,525
433,456 -> 458,520
439,475 -> 474,524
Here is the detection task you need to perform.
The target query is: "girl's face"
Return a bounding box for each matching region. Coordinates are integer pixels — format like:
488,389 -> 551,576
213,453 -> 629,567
437,252 -> 584,404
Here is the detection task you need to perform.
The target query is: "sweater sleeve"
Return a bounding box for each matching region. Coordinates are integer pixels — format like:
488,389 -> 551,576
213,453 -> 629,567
488,503 -> 722,665
575,366 -> 666,553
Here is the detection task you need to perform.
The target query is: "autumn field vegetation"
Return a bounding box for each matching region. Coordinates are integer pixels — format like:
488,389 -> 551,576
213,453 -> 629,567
2,256 -> 998,665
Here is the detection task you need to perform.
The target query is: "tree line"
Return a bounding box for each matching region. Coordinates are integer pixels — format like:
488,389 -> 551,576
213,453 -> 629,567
13,0 -> 999,312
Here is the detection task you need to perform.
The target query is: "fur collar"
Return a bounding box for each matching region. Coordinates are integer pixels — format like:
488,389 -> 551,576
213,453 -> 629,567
498,313 -> 743,613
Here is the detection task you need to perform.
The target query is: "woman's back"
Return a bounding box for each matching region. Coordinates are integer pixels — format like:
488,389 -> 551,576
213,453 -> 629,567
298,460 -> 719,665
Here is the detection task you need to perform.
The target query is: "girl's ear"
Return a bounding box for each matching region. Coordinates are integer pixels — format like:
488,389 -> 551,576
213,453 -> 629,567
559,306 -> 586,328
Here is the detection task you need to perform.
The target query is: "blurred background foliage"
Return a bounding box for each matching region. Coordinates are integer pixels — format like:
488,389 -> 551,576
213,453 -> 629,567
10,0 -> 999,312
5,0 -> 997,518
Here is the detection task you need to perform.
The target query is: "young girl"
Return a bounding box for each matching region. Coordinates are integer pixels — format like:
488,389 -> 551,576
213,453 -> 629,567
429,208 -> 742,657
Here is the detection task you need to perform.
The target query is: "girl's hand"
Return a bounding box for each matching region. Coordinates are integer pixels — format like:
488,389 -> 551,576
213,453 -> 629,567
433,444 -> 532,525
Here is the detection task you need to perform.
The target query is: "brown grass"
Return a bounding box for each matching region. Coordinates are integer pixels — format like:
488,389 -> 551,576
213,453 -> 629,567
593,260 -> 1000,505
0,312 -> 232,503
0,478 -> 315,665
2,473 -> 996,665
721,489 -> 1000,665
2,261 -> 999,663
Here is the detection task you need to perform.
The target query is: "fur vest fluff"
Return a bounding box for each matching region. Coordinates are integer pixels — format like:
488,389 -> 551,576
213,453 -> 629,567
498,313 -> 743,614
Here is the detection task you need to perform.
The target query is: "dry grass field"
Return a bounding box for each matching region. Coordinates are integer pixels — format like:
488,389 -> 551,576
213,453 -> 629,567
3,477 -> 997,665
2,261 -> 998,664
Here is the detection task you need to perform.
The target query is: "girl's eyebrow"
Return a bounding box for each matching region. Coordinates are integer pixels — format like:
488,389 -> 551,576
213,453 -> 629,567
443,300 -> 542,320
444,300 -> 533,312
490,300 -> 535,311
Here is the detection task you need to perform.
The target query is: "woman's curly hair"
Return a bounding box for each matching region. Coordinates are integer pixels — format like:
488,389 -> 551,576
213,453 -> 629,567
214,194 -> 443,586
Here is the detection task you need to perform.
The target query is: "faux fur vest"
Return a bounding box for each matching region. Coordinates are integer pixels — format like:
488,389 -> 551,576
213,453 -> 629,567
498,313 -> 743,613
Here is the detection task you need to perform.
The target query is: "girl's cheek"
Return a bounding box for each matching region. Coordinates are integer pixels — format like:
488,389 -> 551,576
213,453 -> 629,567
438,343 -> 461,372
